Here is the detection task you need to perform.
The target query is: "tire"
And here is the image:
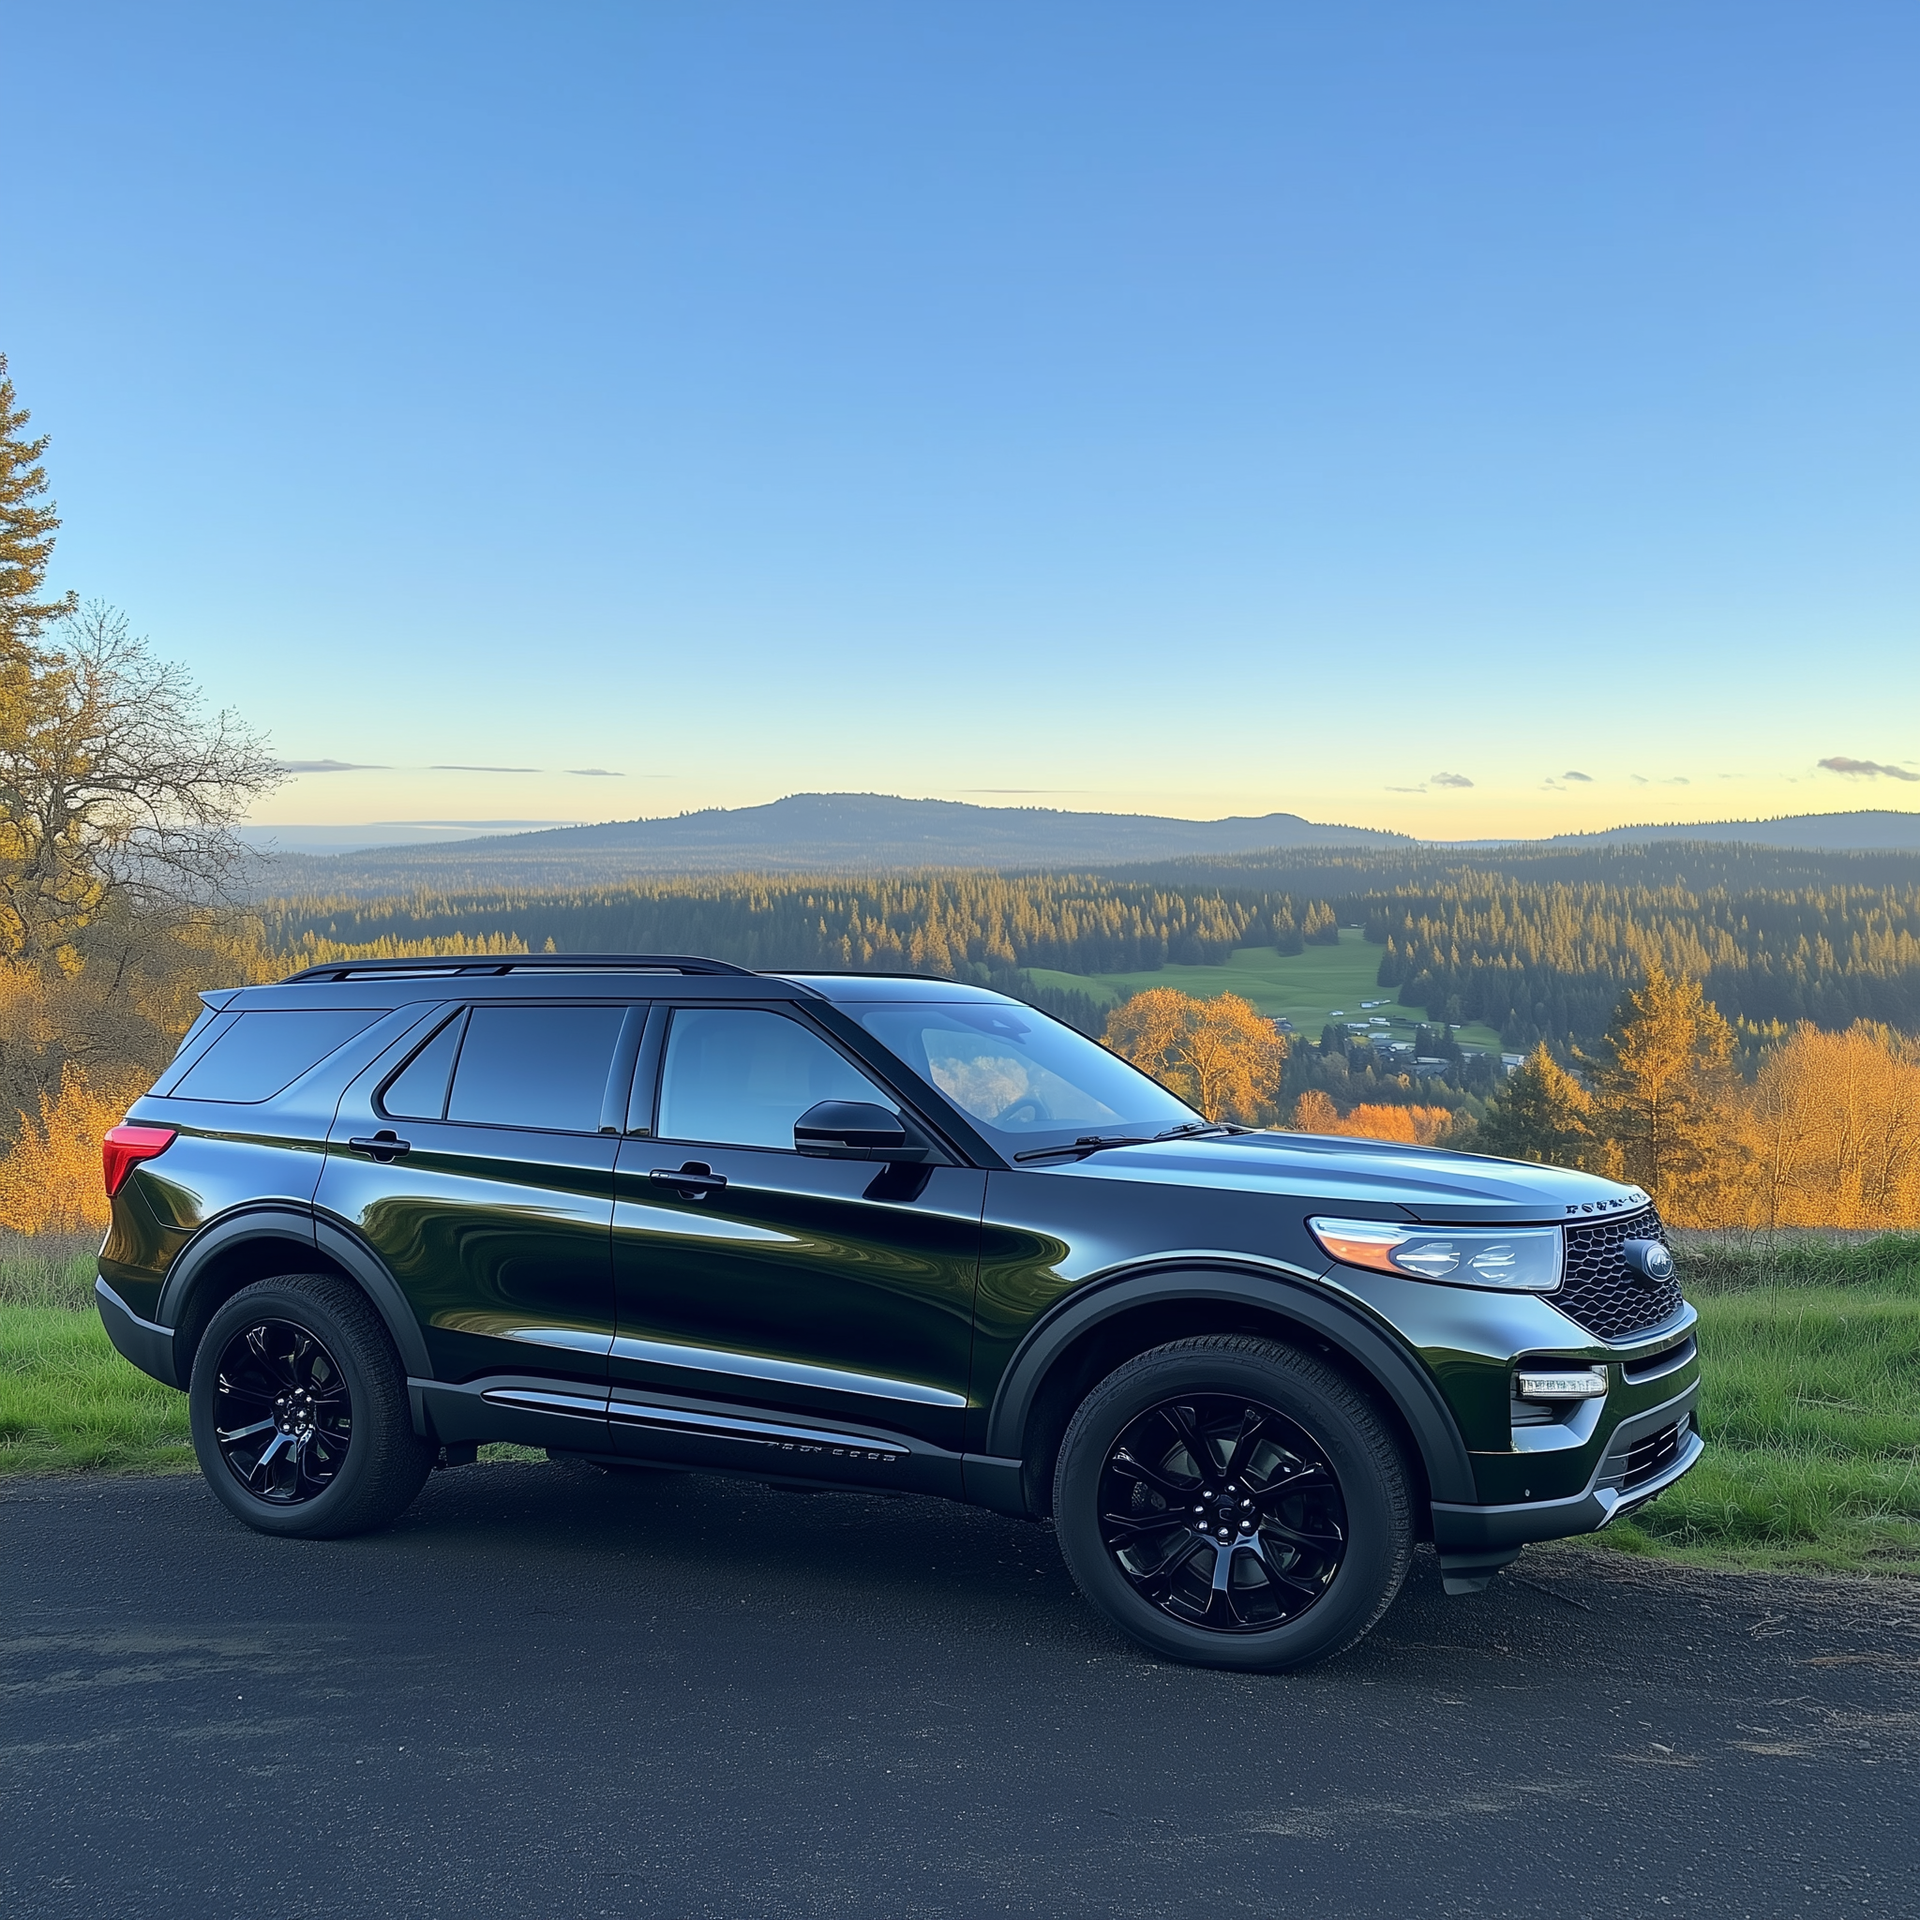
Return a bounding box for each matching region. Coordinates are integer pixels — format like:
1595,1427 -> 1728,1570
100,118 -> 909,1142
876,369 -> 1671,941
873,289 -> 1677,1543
188,1273 -> 435,1539
1051,1335 -> 1412,1672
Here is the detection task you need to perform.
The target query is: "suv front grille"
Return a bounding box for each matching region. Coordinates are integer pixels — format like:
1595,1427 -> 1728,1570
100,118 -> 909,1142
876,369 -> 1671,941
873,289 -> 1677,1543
1620,1417 -> 1688,1491
1555,1205 -> 1683,1341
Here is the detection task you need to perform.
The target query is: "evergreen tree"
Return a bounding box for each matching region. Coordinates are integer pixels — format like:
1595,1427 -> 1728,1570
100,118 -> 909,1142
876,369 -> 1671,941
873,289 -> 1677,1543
1581,965 -> 1749,1222
0,354 -> 77,654
1475,1043 -> 1598,1170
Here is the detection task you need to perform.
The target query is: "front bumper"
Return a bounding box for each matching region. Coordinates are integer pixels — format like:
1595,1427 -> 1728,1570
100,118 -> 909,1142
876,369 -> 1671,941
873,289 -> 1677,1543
96,1276 -> 183,1390
1428,1379 -> 1703,1591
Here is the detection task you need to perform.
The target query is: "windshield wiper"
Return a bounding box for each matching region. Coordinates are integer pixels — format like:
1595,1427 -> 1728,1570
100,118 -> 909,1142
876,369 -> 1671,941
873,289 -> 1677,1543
1013,1134 -> 1155,1163
1013,1123 -> 1245,1164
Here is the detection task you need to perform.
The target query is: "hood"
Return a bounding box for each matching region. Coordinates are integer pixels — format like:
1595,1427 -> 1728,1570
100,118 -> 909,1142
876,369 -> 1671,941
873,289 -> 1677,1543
1043,1129 -> 1650,1226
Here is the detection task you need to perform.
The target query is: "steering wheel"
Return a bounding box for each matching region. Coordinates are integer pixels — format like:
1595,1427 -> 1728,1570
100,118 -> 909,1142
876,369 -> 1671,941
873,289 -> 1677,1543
999,1096 -> 1053,1125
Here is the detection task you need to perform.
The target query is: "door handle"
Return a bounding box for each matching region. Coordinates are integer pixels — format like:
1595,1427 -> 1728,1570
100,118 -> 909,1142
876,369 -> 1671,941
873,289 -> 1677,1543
649,1162 -> 727,1198
348,1131 -> 412,1162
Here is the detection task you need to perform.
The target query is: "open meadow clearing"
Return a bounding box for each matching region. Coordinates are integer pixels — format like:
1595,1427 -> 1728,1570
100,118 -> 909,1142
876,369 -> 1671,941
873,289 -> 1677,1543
1027,929 -> 1507,1051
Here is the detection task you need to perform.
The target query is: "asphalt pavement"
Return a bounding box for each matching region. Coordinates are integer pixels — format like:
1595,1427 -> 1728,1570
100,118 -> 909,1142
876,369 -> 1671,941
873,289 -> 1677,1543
4,1460 -> 1916,1919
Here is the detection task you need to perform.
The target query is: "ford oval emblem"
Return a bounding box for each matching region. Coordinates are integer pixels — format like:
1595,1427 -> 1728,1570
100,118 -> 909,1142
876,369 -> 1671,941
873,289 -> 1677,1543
1622,1239 -> 1674,1288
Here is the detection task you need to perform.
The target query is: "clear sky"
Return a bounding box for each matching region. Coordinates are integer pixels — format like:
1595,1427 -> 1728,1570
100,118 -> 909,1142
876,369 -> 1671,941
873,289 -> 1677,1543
6,2 -> 1917,843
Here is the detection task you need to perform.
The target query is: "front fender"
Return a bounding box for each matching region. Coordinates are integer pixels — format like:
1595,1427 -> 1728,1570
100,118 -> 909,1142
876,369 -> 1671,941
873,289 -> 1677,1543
980,1262 -> 1477,1506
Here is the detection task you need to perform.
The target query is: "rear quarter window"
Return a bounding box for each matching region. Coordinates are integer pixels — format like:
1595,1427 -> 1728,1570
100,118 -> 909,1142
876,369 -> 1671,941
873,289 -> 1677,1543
170,1010 -> 383,1104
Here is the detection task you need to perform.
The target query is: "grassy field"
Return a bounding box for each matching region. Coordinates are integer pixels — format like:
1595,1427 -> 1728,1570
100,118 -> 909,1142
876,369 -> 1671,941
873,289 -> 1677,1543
1027,930 -> 1507,1053
5,1230 -> 1916,1578
0,1238 -> 192,1472
1592,1232 -> 1920,1576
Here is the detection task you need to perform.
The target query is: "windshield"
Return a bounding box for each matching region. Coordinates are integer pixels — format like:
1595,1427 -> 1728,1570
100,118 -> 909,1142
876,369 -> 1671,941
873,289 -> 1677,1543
854,1000 -> 1202,1152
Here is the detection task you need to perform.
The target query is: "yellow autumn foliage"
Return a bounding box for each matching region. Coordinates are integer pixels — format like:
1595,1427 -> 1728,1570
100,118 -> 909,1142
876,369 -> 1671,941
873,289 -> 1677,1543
1740,1021 -> 1920,1229
0,1060 -> 147,1234
1103,988 -> 1286,1123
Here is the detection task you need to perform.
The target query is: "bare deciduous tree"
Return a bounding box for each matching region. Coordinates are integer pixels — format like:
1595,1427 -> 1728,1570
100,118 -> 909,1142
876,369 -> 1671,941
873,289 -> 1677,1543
0,602 -> 284,964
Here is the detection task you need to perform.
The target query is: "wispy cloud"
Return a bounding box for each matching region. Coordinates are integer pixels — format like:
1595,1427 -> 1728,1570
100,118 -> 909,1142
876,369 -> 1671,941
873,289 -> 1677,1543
285,760 -> 633,778
1663,777 -> 1690,785
1820,755 -> 1919,782
1564,770 -> 1592,782
1630,775 -> 1648,785
1430,771 -> 1474,789
1385,785 -> 1426,794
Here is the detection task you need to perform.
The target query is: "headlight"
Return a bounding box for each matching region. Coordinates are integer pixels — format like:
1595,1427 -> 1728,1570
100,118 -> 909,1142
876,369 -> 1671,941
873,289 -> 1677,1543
1308,1217 -> 1563,1292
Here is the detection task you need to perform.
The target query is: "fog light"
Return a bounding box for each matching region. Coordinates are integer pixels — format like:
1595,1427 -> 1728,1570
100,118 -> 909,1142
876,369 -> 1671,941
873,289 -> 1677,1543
1516,1366 -> 1608,1401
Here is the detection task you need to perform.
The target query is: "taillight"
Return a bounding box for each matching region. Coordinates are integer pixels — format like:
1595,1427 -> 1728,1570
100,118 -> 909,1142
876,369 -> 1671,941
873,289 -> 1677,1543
103,1125 -> 177,1198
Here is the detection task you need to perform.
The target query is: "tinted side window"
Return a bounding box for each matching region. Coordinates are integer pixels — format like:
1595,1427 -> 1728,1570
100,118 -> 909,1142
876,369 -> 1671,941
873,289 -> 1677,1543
446,1005 -> 626,1132
379,1011 -> 467,1121
172,1010 -> 381,1104
657,1008 -> 893,1150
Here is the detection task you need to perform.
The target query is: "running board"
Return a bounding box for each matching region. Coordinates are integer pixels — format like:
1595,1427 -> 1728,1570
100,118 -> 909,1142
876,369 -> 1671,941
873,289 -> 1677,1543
409,1373 -> 982,1500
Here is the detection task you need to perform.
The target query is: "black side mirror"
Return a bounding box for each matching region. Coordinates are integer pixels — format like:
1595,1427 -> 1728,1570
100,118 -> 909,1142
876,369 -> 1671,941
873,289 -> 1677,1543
794,1100 -> 927,1162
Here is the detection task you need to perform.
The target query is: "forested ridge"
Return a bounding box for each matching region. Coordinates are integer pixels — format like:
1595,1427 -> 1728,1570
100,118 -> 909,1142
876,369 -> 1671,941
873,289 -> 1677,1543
266,874 -> 1276,976
1376,879 -> 1920,1040
264,840 -> 1920,1048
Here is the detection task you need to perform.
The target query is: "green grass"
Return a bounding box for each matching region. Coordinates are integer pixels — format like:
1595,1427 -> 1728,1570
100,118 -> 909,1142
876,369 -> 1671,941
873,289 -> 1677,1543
1028,930 -> 1506,1052
0,1235 -> 195,1472
0,1233 -> 101,1310
0,1305 -> 196,1473
0,1237 -> 544,1475
1582,1234 -> 1920,1576
6,1233 -> 1919,1581
1667,1228 -> 1920,1296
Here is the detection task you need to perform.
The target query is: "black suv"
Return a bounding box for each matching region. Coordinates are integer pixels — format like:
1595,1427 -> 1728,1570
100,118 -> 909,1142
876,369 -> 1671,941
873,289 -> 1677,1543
97,955 -> 1701,1671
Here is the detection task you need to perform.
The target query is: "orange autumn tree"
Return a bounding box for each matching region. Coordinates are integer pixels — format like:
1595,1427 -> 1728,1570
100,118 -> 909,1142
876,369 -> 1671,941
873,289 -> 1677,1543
1103,987 -> 1286,1123
1289,1090 -> 1457,1145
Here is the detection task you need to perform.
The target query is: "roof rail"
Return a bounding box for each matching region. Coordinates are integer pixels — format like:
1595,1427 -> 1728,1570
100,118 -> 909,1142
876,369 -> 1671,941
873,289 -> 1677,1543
279,952 -> 760,984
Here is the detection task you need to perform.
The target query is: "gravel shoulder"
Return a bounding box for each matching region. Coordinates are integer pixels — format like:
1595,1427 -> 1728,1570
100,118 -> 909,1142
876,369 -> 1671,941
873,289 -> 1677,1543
4,1462 -> 1917,1919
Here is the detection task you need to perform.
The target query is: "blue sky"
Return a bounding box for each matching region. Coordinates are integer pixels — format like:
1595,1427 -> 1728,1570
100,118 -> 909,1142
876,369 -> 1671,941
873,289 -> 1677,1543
6,1 -> 1917,841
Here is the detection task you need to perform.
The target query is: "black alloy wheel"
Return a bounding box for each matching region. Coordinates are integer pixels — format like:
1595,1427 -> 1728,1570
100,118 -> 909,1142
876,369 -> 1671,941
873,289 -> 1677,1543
188,1273 -> 436,1539
1098,1392 -> 1347,1633
210,1318 -> 355,1504
1053,1335 -> 1412,1672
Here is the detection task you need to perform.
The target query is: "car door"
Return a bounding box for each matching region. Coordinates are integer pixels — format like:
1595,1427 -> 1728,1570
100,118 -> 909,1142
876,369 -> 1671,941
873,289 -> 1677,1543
608,1003 -> 985,1479
319,999 -> 640,1398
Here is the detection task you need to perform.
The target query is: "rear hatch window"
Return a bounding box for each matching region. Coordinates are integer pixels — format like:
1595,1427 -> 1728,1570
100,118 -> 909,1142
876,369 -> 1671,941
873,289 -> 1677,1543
171,1010 -> 382,1104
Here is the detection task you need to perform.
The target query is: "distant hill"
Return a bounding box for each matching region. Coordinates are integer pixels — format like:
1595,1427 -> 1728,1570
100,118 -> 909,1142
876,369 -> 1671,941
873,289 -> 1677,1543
258,791 -> 1407,893
1539,811 -> 1920,852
